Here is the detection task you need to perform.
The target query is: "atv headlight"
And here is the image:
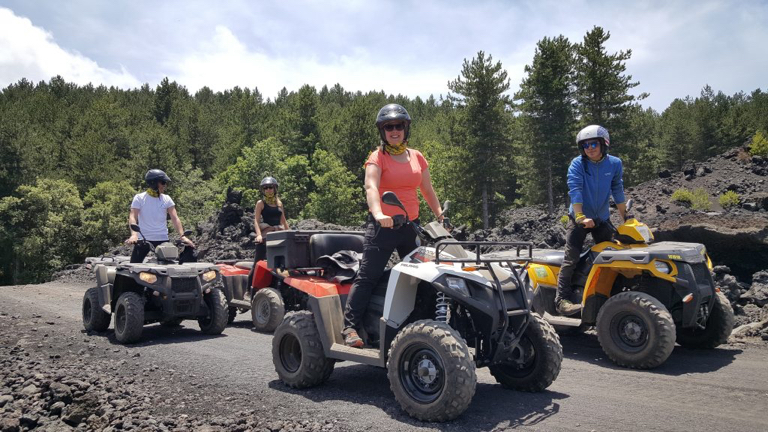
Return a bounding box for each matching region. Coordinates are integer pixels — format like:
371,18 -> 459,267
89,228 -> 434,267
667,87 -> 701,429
139,272 -> 157,284
654,261 -> 671,274
445,277 -> 470,297
636,225 -> 653,243
201,270 -> 217,282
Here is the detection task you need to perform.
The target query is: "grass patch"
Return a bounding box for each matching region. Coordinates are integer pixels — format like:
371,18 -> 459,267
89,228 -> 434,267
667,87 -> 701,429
672,188 -> 711,211
749,130 -> 768,157
718,191 -> 740,209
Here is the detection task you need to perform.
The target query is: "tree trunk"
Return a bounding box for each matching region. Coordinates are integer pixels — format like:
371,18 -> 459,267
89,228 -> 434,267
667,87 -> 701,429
482,183 -> 489,230
547,161 -> 554,215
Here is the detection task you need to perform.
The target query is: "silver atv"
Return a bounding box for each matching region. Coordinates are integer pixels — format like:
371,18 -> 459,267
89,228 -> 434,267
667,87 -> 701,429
82,224 -> 228,344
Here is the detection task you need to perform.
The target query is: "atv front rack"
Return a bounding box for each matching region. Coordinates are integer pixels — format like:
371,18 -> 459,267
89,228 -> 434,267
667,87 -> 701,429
433,240 -> 533,265
434,240 -> 535,364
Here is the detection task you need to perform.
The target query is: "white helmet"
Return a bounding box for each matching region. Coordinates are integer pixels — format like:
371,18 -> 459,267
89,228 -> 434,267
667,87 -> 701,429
576,125 -> 610,156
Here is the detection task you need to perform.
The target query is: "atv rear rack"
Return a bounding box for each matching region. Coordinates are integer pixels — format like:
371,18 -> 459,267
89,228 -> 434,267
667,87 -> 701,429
434,240 -> 535,364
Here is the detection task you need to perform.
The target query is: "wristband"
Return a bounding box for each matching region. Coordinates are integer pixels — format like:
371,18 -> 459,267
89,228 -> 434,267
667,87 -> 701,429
574,212 -> 586,223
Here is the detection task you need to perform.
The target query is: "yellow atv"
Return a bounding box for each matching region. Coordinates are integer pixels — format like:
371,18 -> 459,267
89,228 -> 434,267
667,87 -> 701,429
518,202 -> 734,369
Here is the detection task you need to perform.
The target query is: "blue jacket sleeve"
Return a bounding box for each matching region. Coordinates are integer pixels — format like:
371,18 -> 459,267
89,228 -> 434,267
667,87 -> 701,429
567,157 -> 584,205
611,157 -> 626,205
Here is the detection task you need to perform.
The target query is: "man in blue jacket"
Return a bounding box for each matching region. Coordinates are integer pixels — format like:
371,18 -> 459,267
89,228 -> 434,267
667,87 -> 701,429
556,125 -> 627,316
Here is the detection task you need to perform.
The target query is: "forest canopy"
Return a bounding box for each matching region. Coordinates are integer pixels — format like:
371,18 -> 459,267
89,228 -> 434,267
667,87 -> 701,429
1,26 -> 767,285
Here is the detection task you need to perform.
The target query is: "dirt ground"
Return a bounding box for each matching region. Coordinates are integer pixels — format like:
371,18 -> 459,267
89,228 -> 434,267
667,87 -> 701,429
2,282 -> 768,432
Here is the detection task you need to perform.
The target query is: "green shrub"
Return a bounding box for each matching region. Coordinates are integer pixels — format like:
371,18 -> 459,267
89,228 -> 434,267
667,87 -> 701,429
559,214 -> 569,228
671,188 -> 693,204
672,188 -> 710,211
718,191 -> 740,209
749,130 -> 768,157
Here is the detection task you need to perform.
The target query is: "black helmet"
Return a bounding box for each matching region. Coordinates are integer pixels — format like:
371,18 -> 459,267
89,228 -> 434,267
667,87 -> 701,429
145,169 -> 171,189
260,176 -> 278,192
375,103 -> 412,143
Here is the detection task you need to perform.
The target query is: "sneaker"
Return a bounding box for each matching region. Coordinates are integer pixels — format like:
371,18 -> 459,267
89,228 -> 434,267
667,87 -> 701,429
342,328 -> 364,348
556,299 -> 583,316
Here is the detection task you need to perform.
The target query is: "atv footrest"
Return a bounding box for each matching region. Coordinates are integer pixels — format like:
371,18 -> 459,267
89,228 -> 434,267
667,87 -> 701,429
329,343 -> 383,367
229,299 -> 250,308
542,312 -> 582,327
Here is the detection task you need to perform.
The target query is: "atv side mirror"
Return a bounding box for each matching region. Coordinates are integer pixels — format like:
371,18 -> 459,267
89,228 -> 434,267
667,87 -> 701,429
442,200 -> 450,215
382,191 -> 409,222
625,199 -> 633,212
183,229 -> 193,237
130,223 -> 142,234
382,191 -> 405,210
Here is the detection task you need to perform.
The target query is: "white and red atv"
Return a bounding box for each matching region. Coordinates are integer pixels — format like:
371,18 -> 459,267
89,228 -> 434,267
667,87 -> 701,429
269,192 -> 563,422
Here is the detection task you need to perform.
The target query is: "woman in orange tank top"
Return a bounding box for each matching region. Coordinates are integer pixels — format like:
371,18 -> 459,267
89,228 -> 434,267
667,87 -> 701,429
342,103 -> 444,348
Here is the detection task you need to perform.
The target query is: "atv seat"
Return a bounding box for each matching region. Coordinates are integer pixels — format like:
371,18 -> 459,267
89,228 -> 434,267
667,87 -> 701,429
234,261 -> 254,270
310,233 -> 364,266
528,249 -> 566,267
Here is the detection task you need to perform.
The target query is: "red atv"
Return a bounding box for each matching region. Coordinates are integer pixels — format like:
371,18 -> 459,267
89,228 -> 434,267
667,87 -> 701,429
216,231 -> 364,331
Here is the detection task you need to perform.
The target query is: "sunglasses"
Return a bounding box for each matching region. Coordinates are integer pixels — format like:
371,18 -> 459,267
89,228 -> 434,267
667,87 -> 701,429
383,123 -> 405,132
581,140 -> 601,149
159,180 -> 167,185
263,186 -> 275,190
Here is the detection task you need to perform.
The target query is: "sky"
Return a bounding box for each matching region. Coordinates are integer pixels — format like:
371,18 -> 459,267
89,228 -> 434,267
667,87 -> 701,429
0,0 -> 766,112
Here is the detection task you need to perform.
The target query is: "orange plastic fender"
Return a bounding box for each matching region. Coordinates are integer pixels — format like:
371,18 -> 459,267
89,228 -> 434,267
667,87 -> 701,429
252,260 -> 273,289
283,275 -> 352,298
216,263 -> 249,278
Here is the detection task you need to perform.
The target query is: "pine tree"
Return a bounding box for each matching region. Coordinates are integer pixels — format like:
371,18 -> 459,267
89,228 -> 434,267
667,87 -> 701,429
574,26 -> 645,132
447,51 -> 514,228
515,36 -> 576,213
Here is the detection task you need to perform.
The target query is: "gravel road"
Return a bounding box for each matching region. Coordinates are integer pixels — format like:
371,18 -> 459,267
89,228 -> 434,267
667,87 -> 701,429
1,282 -> 767,431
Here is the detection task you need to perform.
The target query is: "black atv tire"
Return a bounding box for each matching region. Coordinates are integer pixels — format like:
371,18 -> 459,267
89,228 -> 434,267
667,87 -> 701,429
114,292 -> 144,344
676,292 -> 734,349
272,311 -> 334,388
489,314 -> 563,392
160,318 -> 183,327
596,291 -> 675,369
198,288 -> 228,335
228,307 -> 238,324
82,287 -> 111,332
251,288 -> 285,333
387,320 -> 476,422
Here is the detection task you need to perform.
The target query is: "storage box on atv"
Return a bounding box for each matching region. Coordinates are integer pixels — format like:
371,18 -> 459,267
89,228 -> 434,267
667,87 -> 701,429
266,230 -> 364,270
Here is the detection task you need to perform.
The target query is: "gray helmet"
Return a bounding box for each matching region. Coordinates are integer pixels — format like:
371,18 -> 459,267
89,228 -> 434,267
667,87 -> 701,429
375,103 -> 412,143
576,125 -> 610,157
145,169 -> 171,189
260,176 -> 278,192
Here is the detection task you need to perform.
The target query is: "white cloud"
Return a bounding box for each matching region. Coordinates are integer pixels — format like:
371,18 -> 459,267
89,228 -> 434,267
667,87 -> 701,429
0,7 -> 141,88
169,25 -> 452,100
1,1 -> 766,112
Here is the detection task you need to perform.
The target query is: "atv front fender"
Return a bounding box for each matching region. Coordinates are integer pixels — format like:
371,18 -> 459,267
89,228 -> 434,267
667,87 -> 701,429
95,265 -> 115,314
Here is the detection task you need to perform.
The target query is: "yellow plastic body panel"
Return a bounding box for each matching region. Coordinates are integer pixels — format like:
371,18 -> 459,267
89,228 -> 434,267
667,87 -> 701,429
616,219 -> 654,243
527,264 -> 558,290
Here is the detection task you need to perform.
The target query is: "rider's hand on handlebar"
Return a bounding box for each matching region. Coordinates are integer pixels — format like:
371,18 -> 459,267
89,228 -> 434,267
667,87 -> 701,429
580,218 -> 596,229
180,236 -> 195,248
374,212 -> 393,228
125,235 -> 138,245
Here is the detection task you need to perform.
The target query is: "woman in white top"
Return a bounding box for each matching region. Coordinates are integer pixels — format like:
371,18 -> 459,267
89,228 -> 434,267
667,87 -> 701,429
125,169 -> 194,263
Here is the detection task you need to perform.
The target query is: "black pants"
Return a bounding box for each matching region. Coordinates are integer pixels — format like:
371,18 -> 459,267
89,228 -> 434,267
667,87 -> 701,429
556,220 -> 613,303
343,214 -> 419,330
130,240 -> 166,263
